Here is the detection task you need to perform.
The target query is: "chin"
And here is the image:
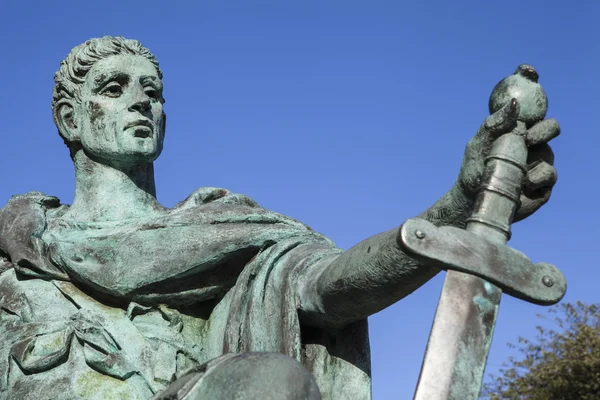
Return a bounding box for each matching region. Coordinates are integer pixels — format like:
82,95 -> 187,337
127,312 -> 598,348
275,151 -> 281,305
123,142 -> 162,163
96,150 -> 161,169
127,151 -> 161,165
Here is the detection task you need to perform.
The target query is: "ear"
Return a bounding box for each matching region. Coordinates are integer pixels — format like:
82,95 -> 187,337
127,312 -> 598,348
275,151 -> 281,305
54,100 -> 79,143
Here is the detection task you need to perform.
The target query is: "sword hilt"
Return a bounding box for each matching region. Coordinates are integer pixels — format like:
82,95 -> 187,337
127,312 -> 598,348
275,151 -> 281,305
468,64 -> 549,242
466,121 -> 528,242
410,65 -> 564,400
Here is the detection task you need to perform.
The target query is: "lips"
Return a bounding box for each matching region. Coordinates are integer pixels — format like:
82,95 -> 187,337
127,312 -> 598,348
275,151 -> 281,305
125,120 -> 154,138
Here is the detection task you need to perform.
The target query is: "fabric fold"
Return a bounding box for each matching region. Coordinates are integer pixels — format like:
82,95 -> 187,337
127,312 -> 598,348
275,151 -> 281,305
0,188 -> 373,399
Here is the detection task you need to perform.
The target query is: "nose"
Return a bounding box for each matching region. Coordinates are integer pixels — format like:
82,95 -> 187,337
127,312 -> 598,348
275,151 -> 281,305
129,96 -> 151,113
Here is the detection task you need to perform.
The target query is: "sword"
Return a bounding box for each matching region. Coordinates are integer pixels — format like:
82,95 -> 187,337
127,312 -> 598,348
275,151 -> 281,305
399,65 -> 567,400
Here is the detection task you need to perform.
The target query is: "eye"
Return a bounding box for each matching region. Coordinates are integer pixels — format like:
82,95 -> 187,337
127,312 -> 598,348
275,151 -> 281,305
100,82 -> 123,98
144,87 -> 161,100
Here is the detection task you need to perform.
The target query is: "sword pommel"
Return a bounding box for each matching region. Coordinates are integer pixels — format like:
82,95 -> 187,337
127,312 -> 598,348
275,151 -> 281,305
489,64 -> 548,128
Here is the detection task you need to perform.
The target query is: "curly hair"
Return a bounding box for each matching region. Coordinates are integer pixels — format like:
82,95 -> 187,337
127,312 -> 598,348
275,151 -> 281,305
52,36 -> 163,148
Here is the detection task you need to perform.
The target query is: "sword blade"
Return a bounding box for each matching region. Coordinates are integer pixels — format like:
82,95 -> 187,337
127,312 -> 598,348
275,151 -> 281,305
414,267 -> 502,399
414,128 -> 528,399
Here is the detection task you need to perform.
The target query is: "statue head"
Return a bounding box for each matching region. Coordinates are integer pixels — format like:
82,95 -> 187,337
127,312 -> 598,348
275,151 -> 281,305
52,36 -> 166,169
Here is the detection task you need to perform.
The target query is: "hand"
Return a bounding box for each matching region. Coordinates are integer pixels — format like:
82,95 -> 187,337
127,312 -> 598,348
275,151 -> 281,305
456,99 -> 560,222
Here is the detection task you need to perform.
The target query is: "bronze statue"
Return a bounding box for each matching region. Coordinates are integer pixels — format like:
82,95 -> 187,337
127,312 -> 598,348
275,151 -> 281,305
0,36 -> 562,399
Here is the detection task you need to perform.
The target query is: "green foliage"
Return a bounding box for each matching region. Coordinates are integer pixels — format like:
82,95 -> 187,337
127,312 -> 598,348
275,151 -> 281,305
482,301 -> 600,400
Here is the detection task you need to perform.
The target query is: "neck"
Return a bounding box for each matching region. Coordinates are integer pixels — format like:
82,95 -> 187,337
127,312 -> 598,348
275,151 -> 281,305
66,151 -> 164,222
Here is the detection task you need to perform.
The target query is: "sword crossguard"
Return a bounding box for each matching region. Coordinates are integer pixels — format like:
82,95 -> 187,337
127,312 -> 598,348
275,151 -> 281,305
412,65 -> 565,400
398,218 -> 567,306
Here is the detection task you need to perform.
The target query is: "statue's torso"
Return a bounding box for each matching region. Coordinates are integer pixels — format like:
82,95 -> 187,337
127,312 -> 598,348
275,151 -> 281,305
0,189 -> 372,400
0,266 -> 234,399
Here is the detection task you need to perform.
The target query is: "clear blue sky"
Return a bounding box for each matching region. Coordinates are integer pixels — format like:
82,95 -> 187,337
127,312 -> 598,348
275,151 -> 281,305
1,1 -> 598,399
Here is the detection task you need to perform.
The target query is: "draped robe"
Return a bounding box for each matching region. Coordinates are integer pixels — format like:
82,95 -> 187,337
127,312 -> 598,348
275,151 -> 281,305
0,189 -> 371,399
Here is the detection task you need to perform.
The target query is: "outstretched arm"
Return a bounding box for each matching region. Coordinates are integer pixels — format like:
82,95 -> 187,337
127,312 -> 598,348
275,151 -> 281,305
297,186 -> 471,327
297,102 -> 560,329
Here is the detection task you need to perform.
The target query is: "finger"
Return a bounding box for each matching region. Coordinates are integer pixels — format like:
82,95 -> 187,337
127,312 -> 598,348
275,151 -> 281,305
526,118 -> 560,146
466,98 -> 519,159
481,98 -> 520,140
527,143 -> 555,168
460,99 -> 519,196
523,162 -> 558,193
514,187 -> 552,222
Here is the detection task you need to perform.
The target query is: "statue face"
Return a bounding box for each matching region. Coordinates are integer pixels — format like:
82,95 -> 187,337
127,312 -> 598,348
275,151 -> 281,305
74,54 -> 165,168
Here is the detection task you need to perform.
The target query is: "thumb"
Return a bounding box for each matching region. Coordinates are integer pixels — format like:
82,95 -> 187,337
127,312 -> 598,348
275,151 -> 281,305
467,98 -> 520,161
481,98 -> 520,141
459,99 -> 520,196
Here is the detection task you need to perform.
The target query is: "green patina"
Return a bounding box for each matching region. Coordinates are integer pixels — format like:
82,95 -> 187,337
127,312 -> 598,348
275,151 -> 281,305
0,37 -> 562,399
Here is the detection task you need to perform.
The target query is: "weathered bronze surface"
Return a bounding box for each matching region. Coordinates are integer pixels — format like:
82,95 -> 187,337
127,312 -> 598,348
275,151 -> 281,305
0,38 -> 563,399
399,218 -> 566,305
412,66 -> 565,400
